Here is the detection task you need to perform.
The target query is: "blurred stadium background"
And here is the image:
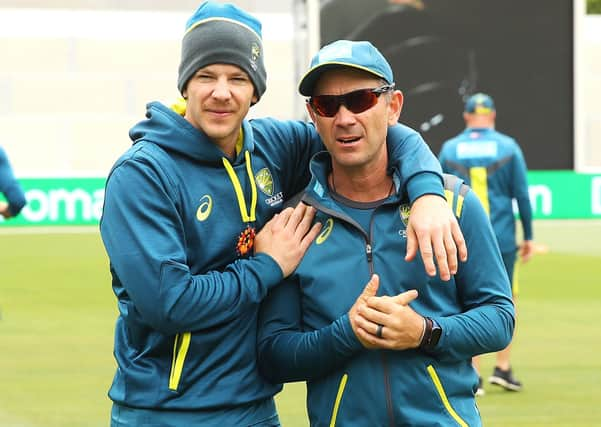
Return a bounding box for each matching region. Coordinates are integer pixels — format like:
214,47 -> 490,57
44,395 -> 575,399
0,0 -> 600,228
1,0 -> 600,426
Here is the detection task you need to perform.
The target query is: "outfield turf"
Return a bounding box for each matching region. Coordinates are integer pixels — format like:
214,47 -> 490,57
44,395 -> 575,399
1,220 -> 600,426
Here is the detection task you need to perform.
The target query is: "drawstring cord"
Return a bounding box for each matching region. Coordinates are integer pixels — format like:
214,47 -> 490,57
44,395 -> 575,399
222,150 -> 258,256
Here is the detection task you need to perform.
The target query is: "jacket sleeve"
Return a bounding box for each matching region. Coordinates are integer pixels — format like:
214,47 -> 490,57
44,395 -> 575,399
386,124 -> 444,203
0,147 -> 27,216
257,275 -> 363,383
253,119 -> 323,197
512,144 -> 533,241
429,187 -> 515,361
265,121 -> 443,203
100,157 -> 283,335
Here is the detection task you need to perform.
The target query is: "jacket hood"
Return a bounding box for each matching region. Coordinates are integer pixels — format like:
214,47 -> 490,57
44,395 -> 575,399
128,101 -> 255,164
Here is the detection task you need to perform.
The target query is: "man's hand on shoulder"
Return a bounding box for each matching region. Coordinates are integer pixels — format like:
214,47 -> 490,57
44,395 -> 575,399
405,195 -> 468,281
254,203 -> 322,277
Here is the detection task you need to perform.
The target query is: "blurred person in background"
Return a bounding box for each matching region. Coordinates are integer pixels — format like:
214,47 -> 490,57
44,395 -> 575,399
439,92 -> 534,395
0,145 -> 26,219
100,1 -> 467,426
257,40 -> 515,426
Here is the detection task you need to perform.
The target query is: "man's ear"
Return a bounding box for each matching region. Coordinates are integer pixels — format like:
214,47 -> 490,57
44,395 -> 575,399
306,102 -> 317,122
387,90 -> 403,125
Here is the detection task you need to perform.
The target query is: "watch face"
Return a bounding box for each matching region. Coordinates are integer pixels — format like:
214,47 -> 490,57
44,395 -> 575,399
430,325 -> 442,347
428,320 -> 442,348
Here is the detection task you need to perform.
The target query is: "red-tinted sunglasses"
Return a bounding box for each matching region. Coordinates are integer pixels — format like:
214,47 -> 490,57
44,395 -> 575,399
308,84 -> 395,117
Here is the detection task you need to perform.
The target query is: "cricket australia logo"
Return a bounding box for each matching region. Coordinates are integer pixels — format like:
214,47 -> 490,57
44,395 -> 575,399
250,42 -> 261,71
398,204 -> 410,238
256,168 -> 283,207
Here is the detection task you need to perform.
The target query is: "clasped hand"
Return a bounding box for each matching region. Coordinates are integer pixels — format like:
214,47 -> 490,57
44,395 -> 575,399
350,274 -> 425,350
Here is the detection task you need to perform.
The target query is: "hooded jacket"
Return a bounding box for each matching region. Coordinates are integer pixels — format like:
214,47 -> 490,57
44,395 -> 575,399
257,149 -> 515,426
100,101 -> 447,413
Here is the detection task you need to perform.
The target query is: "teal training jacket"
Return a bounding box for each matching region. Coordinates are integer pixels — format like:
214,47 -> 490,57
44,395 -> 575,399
258,151 -> 515,427
99,101 -> 446,415
439,127 -> 533,254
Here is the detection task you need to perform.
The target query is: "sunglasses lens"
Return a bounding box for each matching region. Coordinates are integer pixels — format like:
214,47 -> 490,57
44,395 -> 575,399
346,90 -> 378,114
311,96 -> 339,117
310,88 -> 385,117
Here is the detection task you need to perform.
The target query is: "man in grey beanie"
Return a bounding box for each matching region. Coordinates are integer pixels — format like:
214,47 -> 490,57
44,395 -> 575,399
101,1 -> 467,425
178,0 -> 266,103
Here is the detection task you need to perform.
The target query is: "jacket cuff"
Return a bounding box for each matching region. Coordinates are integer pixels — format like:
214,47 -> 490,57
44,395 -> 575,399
335,313 -> 364,353
252,253 -> 284,290
406,172 -> 445,204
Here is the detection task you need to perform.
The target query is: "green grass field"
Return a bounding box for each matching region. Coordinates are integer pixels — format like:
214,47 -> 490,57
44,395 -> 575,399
1,220 -> 600,426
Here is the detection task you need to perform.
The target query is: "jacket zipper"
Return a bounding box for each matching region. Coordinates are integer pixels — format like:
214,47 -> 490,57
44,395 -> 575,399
367,209 -> 395,426
310,194 -> 398,425
381,354 -> 395,426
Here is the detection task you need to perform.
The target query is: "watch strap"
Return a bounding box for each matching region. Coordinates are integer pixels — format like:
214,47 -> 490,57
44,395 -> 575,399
419,317 -> 441,351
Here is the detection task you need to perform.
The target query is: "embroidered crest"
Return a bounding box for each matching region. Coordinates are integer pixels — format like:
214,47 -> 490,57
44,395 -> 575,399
399,204 -> 410,226
255,168 -> 274,196
250,42 -> 261,71
251,43 -> 261,60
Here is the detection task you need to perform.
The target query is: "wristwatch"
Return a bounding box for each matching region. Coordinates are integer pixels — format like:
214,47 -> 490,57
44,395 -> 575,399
419,317 -> 442,351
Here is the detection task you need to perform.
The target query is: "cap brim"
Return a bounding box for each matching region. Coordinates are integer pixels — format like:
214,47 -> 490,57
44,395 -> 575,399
465,106 -> 495,114
298,62 -> 388,96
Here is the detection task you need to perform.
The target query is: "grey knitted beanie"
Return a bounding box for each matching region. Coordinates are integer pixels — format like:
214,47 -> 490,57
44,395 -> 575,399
177,1 -> 267,103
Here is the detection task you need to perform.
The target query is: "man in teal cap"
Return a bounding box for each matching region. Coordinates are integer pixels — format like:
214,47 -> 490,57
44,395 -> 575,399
258,40 -> 514,426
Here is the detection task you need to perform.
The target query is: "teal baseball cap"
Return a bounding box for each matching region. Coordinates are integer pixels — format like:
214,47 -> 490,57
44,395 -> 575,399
298,40 -> 394,96
464,93 -> 496,114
